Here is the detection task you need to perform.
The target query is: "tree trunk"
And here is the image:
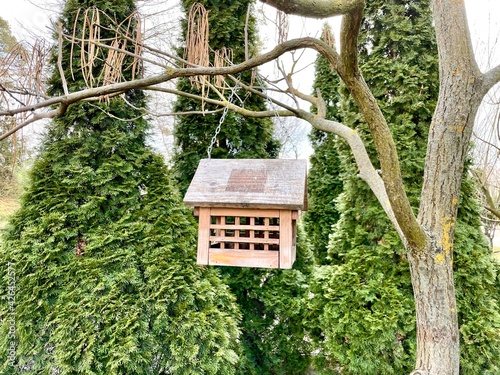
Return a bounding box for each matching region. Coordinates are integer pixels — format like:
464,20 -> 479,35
407,243 -> 459,375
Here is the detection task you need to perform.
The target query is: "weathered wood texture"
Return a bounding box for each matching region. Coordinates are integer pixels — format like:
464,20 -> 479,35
194,207 -> 297,269
185,159 -> 306,269
184,159 -> 308,210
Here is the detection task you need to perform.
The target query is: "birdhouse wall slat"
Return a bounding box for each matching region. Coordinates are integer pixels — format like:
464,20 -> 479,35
209,249 -> 279,268
197,207 -> 211,265
210,237 -> 280,245
209,207 -> 280,218
279,210 -> 295,269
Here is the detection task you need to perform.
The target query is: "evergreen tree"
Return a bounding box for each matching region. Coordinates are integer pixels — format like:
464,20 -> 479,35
0,1 -> 241,374
172,0 -> 279,195
303,24 -> 344,265
173,2 -> 313,373
305,0 -> 499,373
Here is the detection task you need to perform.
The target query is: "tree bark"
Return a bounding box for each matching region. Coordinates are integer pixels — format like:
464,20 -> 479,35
410,1 -> 487,374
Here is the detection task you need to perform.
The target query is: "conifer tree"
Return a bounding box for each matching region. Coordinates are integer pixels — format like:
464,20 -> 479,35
305,0 -> 499,373
0,1 -> 241,374
173,2 -> 313,374
172,0 -> 279,195
303,25 -> 344,265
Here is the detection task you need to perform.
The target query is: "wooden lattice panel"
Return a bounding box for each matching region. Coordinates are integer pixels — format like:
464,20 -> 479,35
196,207 -> 297,268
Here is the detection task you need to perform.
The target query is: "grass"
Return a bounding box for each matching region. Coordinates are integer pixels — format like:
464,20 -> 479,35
0,197 -> 20,229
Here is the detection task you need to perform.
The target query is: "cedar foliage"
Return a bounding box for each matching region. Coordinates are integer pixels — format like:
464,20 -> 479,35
305,0 -> 499,373
0,1 -> 241,374
303,24 -> 344,265
172,0 -> 279,195
173,1 -> 313,373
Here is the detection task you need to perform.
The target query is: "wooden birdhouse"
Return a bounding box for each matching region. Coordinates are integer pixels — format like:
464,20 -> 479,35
184,159 -> 308,269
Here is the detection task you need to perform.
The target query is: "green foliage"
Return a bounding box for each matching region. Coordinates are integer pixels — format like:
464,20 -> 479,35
305,0 -> 433,373
0,1 -> 241,373
229,227 -> 315,375
172,0 -> 279,195
173,2 -> 312,374
305,1 -> 500,374
303,24 -> 344,264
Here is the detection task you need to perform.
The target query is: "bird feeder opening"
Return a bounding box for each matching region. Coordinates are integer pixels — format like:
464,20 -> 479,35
184,159 -> 307,269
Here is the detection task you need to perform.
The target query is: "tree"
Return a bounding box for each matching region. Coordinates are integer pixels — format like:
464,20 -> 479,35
0,17 -> 30,198
1,0 -> 500,373
172,0 -> 279,194
173,2 -> 313,374
0,1 -> 241,374
305,3 -> 499,373
303,24 -> 344,265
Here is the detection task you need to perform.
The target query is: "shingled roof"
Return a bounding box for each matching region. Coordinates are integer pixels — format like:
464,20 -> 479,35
183,159 -> 308,210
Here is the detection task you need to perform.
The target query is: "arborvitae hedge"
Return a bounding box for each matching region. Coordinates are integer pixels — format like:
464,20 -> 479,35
172,0 -> 279,195
305,0 -> 499,374
303,24 -> 344,265
173,1 -> 313,373
0,1 -> 241,373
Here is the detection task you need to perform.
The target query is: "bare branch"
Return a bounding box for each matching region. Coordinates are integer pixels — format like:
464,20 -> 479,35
484,64 -> 500,91
148,86 -> 292,118
260,0 -> 364,18
0,105 -> 66,142
297,109 -> 406,244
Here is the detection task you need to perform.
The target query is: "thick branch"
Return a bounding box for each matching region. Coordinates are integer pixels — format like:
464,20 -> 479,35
484,64 -> 500,91
335,3 -> 427,250
298,110 -> 406,244
0,105 -> 67,141
260,0 -> 363,18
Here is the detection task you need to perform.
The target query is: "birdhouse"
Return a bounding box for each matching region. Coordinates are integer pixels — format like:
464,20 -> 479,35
184,159 -> 308,269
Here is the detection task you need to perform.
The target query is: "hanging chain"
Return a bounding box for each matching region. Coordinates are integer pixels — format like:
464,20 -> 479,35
257,74 -> 280,123
207,77 -> 240,159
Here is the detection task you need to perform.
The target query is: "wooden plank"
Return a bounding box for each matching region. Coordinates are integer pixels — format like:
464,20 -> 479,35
209,207 -> 280,218
250,217 -> 255,250
197,207 -> 211,265
183,159 -> 307,210
209,236 -> 280,245
210,224 -> 278,231
279,210 -> 294,269
209,249 -> 279,268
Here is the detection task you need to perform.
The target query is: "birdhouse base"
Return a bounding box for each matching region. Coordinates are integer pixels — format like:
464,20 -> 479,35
195,207 -> 297,269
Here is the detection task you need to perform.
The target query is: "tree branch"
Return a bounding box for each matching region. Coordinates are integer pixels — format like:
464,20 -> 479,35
0,37 -> 335,121
0,104 -> 67,141
484,64 -> 500,92
298,109 -> 406,244
260,0 -> 364,18
335,3 -> 427,250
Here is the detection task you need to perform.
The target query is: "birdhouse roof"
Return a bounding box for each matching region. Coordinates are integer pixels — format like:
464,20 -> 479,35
183,159 -> 308,210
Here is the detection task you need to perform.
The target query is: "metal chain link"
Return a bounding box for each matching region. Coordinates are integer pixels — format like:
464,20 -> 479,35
257,74 -> 281,124
207,78 -> 240,159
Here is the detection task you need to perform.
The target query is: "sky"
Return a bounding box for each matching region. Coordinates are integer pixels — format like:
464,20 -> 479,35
2,0 -> 500,158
